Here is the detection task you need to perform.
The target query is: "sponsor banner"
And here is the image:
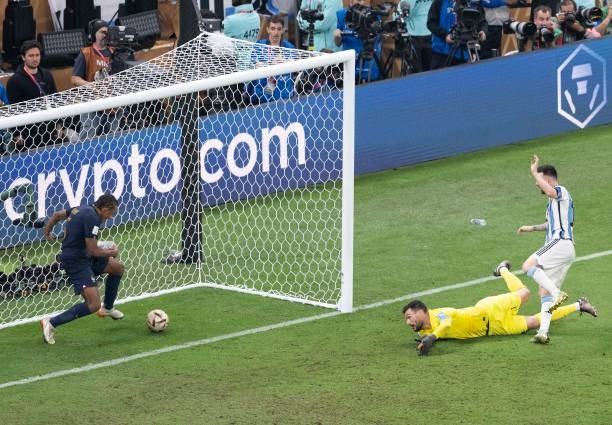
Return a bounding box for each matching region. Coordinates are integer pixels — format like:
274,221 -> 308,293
0,94 -> 343,248
355,37 -> 612,175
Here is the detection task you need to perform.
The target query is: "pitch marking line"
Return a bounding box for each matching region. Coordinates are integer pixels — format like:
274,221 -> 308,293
1,249 -> 610,390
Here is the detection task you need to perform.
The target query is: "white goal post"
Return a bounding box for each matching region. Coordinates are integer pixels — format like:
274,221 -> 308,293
0,33 -> 355,329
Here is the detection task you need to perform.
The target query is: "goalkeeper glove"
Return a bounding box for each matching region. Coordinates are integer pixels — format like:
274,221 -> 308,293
417,334 -> 436,356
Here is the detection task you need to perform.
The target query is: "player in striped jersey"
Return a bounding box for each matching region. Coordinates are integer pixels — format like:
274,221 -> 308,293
518,155 -> 576,344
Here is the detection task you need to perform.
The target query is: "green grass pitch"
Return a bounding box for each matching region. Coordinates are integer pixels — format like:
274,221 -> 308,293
1,124 -> 611,424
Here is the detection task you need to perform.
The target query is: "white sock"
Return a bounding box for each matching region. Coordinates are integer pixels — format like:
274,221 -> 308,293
538,296 -> 554,335
529,267 -> 560,297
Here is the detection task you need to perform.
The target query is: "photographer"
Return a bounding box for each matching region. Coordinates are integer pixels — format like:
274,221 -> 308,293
298,0 -> 344,51
403,0 -> 433,72
523,5 -> 560,51
479,0 -> 519,59
71,20 -> 123,140
334,0 -> 383,83
555,0 -> 587,44
427,0 -> 488,69
223,0 -> 262,42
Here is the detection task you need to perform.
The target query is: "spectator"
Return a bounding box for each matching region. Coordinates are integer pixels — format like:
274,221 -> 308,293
71,20 -> 123,140
427,0 -> 488,69
6,40 -> 61,151
555,0 -> 587,44
6,40 -> 57,104
479,0 -> 519,59
334,0 -> 382,83
403,0 -> 433,71
247,15 -> 296,104
298,0 -> 343,52
223,0 -> 262,42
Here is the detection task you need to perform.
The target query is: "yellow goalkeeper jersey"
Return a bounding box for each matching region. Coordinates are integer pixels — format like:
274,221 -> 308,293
419,307 -> 489,340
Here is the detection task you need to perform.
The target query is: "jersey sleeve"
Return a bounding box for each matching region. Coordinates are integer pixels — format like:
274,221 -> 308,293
431,311 -> 452,339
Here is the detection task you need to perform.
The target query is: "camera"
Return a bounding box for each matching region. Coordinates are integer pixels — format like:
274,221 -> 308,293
300,8 -> 324,24
451,0 -> 483,44
537,26 -> 555,43
105,26 -> 138,47
502,19 -> 537,37
577,6 -> 603,25
345,4 -> 389,38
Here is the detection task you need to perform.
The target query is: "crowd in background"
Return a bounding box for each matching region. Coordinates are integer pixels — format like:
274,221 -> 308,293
1,0 -> 612,155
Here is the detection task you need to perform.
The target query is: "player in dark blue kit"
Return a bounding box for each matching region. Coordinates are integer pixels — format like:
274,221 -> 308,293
40,194 -> 125,344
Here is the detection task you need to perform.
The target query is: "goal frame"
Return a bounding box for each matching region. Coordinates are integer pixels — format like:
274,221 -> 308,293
0,47 -> 355,329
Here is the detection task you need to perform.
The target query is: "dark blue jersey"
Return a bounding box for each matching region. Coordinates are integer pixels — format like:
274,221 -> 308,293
59,205 -> 101,263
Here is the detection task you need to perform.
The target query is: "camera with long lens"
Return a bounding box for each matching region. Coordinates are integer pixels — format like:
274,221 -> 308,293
451,0 -> 483,45
562,6 -> 603,26
344,4 -> 389,38
537,26 -> 555,43
502,19 -> 537,37
105,26 -> 138,47
300,7 -> 324,24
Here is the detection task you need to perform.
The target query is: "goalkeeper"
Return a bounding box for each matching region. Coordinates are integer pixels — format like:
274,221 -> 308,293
403,261 -> 598,355
39,194 -> 125,345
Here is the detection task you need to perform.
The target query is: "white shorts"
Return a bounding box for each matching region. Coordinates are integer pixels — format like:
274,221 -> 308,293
530,239 -> 576,288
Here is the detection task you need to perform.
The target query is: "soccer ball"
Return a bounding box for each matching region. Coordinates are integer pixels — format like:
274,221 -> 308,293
146,309 -> 169,332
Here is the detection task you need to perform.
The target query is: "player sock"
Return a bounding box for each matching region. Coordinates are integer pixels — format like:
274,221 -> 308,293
501,269 -> 526,292
552,303 -> 579,320
49,302 -> 92,327
103,274 -> 121,309
528,267 -> 559,297
536,295 -> 554,334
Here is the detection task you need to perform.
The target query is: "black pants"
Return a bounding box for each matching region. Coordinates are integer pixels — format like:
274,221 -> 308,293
411,35 -> 433,72
479,25 -> 502,59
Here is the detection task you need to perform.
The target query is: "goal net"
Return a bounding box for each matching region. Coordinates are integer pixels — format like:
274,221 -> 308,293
0,32 -> 355,329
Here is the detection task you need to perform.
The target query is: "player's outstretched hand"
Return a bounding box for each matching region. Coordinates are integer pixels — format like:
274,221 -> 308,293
417,334 -> 436,356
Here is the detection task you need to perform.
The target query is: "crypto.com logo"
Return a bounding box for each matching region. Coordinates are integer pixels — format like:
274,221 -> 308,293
557,44 -> 607,129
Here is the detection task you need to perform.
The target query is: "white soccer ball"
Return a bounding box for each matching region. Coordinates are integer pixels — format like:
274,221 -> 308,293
146,309 -> 169,333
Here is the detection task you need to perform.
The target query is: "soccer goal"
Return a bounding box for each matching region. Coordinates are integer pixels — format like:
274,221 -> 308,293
0,33 -> 355,329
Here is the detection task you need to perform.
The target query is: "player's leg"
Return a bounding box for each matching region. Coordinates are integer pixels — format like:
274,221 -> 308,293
494,261 -> 530,304
527,241 -> 574,342
525,297 -> 598,331
95,257 -> 125,320
40,266 -> 100,344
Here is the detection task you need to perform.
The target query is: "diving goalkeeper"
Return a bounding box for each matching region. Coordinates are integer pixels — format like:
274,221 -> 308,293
403,261 -> 598,355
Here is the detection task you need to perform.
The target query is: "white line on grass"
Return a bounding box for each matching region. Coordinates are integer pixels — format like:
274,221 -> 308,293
2,249 -> 610,390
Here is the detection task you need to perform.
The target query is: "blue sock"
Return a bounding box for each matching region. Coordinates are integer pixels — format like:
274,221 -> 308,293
104,274 -> 121,309
50,302 -> 92,327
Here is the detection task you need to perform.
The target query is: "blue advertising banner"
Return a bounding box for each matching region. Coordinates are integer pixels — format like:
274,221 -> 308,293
0,93 -> 343,248
354,37 -> 612,175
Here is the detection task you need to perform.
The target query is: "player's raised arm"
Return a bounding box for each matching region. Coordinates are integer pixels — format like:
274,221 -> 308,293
531,155 -> 557,198
43,209 -> 68,241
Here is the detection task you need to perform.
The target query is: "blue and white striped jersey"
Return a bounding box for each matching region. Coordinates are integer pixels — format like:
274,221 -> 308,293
545,185 -> 574,243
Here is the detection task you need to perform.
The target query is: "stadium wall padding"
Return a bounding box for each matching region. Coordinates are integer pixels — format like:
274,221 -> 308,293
355,37 -> 612,174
